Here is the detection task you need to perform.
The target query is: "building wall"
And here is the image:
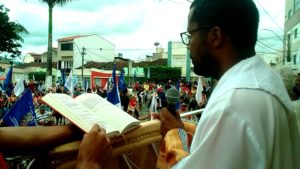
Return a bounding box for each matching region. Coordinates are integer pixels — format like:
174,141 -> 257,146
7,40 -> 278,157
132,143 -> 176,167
73,35 -> 115,69
285,0 -> 300,69
57,40 -> 74,70
169,42 -> 193,77
42,49 -> 58,63
23,54 -> 35,63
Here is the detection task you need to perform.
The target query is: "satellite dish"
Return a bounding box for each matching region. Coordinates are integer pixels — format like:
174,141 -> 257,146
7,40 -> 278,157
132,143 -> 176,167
154,42 -> 160,47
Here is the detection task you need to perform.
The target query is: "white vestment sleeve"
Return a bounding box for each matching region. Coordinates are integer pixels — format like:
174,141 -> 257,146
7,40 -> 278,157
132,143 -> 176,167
172,109 -> 263,169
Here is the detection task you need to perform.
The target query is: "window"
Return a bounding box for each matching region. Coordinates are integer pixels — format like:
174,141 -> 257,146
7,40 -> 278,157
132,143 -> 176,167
61,43 -> 73,51
64,61 -> 73,68
295,28 -> 298,39
58,61 -> 62,70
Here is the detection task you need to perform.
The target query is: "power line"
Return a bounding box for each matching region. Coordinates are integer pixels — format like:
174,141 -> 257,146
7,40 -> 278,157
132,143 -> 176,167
257,40 -> 283,52
84,49 -> 113,62
256,43 -> 278,54
85,47 -> 188,51
255,0 -> 284,31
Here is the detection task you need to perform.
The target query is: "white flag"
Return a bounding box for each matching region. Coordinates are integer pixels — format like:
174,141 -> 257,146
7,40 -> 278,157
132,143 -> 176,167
149,92 -> 157,113
45,76 -> 52,90
13,75 -> 25,97
195,77 -> 203,105
64,70 -> 74,97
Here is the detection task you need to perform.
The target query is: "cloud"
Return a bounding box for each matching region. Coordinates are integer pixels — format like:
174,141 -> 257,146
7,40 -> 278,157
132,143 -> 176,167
1,0 -> 286,60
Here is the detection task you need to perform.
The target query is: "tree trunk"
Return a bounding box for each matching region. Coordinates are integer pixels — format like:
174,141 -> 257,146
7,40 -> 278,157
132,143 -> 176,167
47,5 -> 53,77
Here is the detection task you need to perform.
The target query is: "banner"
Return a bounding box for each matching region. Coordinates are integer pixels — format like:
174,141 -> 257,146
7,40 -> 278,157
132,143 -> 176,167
107,64 -> 121,108
2,89 -> 37,126
13,75 -> 25,97
65,70 -> 74,97
118,69 -> 127,92
2,67 -> 13,96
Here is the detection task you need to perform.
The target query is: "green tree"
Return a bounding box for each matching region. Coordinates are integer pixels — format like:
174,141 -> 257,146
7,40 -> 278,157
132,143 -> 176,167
38,0 -> 74,77
0,5 -> 28,59
145,66 -> 181,83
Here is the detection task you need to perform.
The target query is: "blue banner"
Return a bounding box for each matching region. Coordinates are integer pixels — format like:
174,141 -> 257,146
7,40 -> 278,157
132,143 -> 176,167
2,89 -> 37,126
107,64 -> 121,106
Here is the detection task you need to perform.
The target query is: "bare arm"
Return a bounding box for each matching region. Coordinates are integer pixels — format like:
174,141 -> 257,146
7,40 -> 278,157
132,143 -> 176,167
0,125 -> 82,155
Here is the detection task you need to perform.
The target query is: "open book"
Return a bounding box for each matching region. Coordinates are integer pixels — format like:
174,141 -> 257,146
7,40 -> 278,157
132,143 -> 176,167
42,93 -> 140,137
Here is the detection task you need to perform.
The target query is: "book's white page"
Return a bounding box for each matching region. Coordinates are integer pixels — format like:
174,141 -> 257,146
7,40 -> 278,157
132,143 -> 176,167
43,93 -> 118,136
75,93 -> 140,133
74,93 -> 102,111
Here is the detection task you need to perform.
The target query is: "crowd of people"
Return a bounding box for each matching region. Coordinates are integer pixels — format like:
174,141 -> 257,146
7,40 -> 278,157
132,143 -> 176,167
0,76 -> 212,128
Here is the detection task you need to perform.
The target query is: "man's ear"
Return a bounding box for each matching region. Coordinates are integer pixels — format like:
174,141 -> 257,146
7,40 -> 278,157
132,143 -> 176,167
208,26 -> 223,48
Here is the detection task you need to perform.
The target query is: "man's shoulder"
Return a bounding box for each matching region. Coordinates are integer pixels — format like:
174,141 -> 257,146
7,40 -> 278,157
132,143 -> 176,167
204,89 -> 284,120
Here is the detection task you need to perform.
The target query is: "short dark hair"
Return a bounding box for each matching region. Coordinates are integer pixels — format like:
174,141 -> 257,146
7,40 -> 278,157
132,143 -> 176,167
190,0 -> 259,58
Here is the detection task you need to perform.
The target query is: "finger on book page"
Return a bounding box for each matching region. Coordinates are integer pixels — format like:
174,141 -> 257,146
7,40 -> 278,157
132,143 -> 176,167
91,124 -> 101,133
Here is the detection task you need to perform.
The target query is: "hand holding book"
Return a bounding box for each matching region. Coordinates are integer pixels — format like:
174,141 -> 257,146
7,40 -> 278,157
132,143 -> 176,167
42,93 -> 141,137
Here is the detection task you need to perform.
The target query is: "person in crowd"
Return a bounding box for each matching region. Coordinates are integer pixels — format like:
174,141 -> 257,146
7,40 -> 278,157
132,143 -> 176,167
128,94 -> 139,118
52,88 -> 64,125
293,73 -> 300,100
165,80 -> 172,90
120,88 -> 130,112
36,105 -> 52,126
28,80 -> 35,93
275,66 -> 296,100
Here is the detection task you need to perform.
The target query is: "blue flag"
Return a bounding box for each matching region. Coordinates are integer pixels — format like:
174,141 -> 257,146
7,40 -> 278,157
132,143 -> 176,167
84,79 -> 88,92
2,89 -> 37,126
2,67 -> 13,96
107,64 -> 121,107
61,68 -> 68,92
61,68 -> 66,85
175,80 -> 180,90
118,69 -> 127,92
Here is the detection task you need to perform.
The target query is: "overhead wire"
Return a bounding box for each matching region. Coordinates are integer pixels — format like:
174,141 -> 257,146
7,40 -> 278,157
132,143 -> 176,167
257,40 -> 284,52
255,0 -> 284,32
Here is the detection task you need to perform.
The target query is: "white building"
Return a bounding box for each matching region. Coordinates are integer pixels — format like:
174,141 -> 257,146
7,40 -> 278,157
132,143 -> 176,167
23,53 -> 42,63
146,47 -> 168,61
41,48 -> 58,63
285,0 -> 300,70
57,34 -> 116,70
168,41 -> 196,79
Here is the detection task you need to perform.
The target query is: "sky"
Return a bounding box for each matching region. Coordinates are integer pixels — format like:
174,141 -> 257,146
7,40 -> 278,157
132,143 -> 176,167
0,0 -> 286,61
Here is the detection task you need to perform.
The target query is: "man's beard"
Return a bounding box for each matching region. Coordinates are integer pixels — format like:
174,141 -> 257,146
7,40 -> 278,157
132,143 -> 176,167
192,48 -> 220,79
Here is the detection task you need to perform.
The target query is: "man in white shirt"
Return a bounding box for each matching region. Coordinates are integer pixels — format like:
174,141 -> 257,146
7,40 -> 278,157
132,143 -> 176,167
155,0 -> 300,169
74,0 -> 300,169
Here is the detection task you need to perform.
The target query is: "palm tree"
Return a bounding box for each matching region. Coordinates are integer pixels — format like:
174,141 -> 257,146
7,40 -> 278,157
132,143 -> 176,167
39,0 -> 74,77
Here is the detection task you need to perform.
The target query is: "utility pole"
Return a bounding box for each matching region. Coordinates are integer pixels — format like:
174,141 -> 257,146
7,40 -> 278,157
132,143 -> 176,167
287,34 -> 291,63
282,34 -> 287,66
81,47 -> 86,88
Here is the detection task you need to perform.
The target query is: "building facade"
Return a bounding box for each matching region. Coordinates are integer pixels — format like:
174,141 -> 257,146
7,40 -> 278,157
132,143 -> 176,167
167,41 -> 196,80
285,0 -> 300,69
41,48 -> 58,63
57,34 -> 116,70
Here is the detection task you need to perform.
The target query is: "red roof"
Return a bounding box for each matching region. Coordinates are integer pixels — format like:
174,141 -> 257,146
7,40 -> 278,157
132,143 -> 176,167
57,35 -> 90,42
